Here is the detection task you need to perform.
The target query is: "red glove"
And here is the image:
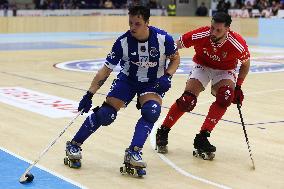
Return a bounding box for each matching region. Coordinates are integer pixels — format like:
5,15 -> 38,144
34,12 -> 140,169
233,85 -> 244,105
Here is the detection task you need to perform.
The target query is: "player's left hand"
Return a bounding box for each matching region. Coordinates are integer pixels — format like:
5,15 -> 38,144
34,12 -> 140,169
155,73 -> 172,93
232,85 -> 244,105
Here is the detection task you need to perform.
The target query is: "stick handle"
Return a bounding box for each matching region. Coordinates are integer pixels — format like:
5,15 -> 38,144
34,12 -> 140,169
20,110 -> 82,178
237,103 -> 256,170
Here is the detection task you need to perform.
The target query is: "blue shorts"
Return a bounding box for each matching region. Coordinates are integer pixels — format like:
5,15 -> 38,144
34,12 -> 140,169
107,77 -> 165,106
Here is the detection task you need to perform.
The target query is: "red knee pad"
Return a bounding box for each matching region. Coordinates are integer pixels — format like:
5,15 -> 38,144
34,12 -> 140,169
216,86 -> 234,107
176,92 -> 197,112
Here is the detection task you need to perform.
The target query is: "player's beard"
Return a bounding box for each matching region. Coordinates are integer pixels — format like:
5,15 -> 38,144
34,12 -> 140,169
211,34 -> 226,44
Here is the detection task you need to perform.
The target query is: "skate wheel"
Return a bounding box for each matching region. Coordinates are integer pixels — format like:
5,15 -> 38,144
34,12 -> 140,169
69,160 -> 81,168
137,169 -> 146,177
208,153 -> 215,160
157,146 -> 168,154
129,168 -> 135,175
64,157 -> 69,165
120,166 -> 126,174
201,153 -> 206,160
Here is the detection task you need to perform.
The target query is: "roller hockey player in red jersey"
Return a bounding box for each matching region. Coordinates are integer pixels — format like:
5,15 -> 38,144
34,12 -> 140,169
156,12 -> 250,160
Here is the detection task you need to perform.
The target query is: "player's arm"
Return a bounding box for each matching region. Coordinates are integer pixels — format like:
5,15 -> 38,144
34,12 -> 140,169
166,51 -> 180,76
233,58 -> 250,105
88,38 -> 123,94
176,27 -> 207,49
176,40 -> 183,49
236,59 -> 250,86
236,42 -> 251,87
88,65 -> 112,94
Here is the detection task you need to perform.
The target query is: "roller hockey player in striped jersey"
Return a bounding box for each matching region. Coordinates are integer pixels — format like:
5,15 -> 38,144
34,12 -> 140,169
64,5 -> 180,177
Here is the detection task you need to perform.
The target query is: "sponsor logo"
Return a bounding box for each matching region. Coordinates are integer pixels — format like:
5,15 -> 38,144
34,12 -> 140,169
0,87 -> 78,118
203,48 -> 220,62
54,56 -> 284,74
150,47 -> 159,57
131,61 -> 158,68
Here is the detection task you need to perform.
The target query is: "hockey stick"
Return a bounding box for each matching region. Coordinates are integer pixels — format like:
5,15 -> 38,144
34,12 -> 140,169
19,110 -> 83,183
237,102 -> 256,170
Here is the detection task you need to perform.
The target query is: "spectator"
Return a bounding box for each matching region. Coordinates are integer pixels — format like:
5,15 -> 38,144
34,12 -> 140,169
104,0 -> 114,9
244,0 -> 254,17
167,0 -> 176,16
112,0 -> 127,8
240,5 -> 250,17
217,0 -> 231,13
271,1 -> 280,16
0,0 -> 9,9
196,2 -> 208,16
256,0 -> 268,13
234,0 -> 244,8
127,0 -> 140,7
147,0 -> 158,9
281,0 -> 284,9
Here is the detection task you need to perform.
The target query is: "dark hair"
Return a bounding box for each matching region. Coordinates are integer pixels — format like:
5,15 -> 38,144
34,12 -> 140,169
128,5 -> 150,22
212,12 -> 232,27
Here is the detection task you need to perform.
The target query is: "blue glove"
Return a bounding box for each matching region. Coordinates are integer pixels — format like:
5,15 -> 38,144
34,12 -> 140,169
155,73 -> 172,93
78,91 -> 94,113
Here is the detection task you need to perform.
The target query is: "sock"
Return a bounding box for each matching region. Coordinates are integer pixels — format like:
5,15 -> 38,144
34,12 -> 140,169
130,117 -> 154,148
201,102 -> 227,132
162,102 -> 185,128
72,114 -> 101,144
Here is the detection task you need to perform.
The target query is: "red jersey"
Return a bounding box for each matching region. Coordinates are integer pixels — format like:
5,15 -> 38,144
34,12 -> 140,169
180,26 -> 250,70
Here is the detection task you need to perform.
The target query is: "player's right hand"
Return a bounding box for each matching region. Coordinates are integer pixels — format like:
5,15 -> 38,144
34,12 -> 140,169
232,85 -> 244,105
155,73 -> 172,93
78,91 -> 94,113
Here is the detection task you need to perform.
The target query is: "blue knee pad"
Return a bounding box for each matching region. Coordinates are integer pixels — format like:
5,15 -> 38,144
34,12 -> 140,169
141,100 -> 161,123
95,102 -> 117,126
73,103 -> 117,143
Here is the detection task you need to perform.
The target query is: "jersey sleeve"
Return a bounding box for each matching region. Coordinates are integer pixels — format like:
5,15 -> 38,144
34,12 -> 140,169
239,42 -> 250,63
105,39 -> 123,70
179,27 -> 209,48
164,34 -> 177,57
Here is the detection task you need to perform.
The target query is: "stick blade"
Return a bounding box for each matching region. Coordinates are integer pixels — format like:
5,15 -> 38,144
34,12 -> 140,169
19,172 -> 34,184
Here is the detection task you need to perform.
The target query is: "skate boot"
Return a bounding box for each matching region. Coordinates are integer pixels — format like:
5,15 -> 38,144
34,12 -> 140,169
120,146 -> 146,177
64,140 -> 82,168
155,126 -> 171,154
193,131 -> 216,160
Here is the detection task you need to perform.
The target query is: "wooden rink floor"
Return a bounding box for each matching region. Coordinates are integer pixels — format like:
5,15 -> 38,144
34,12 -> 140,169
1,19 -> 284,189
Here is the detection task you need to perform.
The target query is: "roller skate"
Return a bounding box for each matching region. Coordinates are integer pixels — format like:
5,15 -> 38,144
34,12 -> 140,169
155,126 -> 171,154
120,146 -> 146,177
64,140 -> 82,168
193,131 -> 216,160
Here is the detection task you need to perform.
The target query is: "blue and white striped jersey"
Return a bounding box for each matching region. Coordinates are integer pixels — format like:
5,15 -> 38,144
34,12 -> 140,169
105,26 -> 177,82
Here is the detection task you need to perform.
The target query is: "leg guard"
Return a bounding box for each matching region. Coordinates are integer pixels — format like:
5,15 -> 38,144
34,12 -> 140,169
216,86 -> 234,108
200,86 -> 233,132
141,100 -> 161,123
176,91 -> 197,112
130,100 -> 161,148
72,113 -> 100,144
72,102 -> 117,144
94,102 -> 117,126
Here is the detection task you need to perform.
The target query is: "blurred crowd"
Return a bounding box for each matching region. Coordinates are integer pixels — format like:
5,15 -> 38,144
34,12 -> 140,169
0,0 -> 160,10
1,0 -> 283,18
216,0 -> 283,17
